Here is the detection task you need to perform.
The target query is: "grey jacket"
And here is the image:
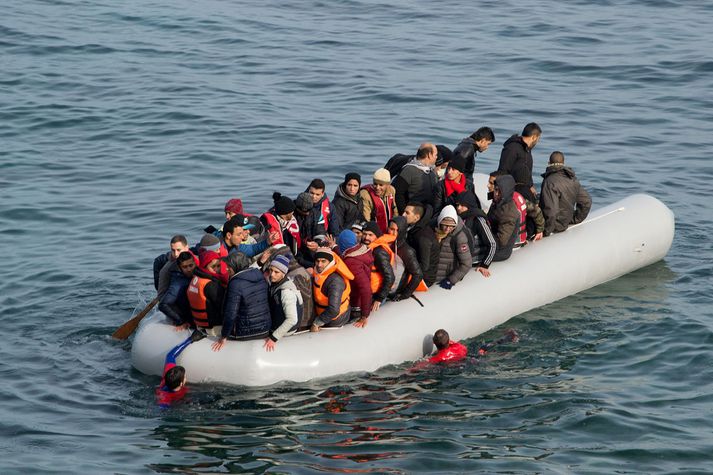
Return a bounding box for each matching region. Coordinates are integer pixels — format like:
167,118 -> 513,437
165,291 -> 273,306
540,165 -> 592,235
434,218 -> 472,284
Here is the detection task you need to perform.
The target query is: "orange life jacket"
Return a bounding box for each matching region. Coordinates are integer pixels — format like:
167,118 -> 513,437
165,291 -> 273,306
313,256 -> 354,319
367,234 -> 396,294
186,275 -> 211,327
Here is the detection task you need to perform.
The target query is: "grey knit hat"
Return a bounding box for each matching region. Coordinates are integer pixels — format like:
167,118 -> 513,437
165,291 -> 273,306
295,192 -> 313,212
199,233 -> 221,252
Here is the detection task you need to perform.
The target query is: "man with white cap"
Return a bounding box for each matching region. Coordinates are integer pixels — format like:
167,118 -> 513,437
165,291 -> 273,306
264,254 -> 303,352
359,168 -> 398,235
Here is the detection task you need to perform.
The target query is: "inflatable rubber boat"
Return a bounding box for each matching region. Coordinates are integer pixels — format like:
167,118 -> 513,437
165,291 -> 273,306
131,177 -> 674,387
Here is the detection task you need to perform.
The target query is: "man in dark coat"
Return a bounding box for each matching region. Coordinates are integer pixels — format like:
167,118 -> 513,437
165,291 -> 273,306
403,202 -> 439,287
393,143 -> 439,211
159,251 -> 197,327
497,122 -> 542,202
452,126 -> 495,183
388,216 -> 424,301
212,252 -> 271,351
332,173 -> 363,233
539,151 -> 592,236
433,155 -> 477,214
454,191 -> 496,277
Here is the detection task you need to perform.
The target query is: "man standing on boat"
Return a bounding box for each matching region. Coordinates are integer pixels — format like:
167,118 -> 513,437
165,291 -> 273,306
497,122 -> 542,202
539,151 -> 592,236
452,126 -> 495,184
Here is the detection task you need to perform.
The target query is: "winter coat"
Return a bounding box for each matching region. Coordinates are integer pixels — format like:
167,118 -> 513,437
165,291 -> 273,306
498,135 -> 535,201
153,251 -> 170,293
393,159 -> 439,211
540,164 -> 592,236
414,227 -> 441,287
268,276 -> 303,341
434,218 -> 472,284
452,136 -> 479,181
332,184 -> 363,233
221,267 -> 271,339
433,177 -> 478,215
342,244 -> 374,318
460,207 -> 497,269
359,185 -> 398,232
487,175 -> 521,261
158,270 -> 191,325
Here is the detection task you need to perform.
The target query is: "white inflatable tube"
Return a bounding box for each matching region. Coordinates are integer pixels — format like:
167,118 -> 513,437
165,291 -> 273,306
131,189 -> 674,387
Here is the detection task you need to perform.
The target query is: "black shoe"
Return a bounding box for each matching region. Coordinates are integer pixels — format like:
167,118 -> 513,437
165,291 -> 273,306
190,329 -> 207,343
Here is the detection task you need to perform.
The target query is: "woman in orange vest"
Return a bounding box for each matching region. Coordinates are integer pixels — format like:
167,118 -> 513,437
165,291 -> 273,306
310,248 -> 354,332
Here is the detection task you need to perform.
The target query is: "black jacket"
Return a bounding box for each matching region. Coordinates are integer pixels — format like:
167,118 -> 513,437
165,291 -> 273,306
460,207 -> 497,269
372,246 -> 395,302
222,267 -> 271,339
393,160 -> 438,210
452,136 -> 478,181
391,216 -> 424,297
433,178 -> 478,215
498,135 -> 535,201
540,165 -> 592,236
331,184 -> 363,233
487,175 -> 521,262
159,271 -> 191,325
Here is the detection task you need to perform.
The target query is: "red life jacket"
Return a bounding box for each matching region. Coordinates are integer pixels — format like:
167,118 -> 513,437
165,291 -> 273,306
261,212 -> 301,252
317,198 -> 331,232
363,184 -> 395,234
512,191 -> 528,245
156,362 -> 187,407
429,341 -> 468,363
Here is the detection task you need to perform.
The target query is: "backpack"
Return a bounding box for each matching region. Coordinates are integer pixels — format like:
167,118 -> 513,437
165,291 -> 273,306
384,153 -> 414,179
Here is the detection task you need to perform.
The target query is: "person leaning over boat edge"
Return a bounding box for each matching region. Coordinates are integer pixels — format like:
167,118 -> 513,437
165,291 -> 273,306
452,126 -> 495,183
212,252 -> 271,351
310,248 -> 354,332
539,151 -> 592,236
263,254 -> 303,352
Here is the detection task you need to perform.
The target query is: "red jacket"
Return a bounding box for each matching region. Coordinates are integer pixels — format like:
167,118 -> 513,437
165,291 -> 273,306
429,341 -> 468,363
341,244 -> 374,318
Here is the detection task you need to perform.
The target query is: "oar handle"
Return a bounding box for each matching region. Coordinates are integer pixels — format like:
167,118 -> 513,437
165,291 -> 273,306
111,296 -> 160,340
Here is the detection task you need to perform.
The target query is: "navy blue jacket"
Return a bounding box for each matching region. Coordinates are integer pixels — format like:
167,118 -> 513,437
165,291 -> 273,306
158,271 -> 191,325
221,267 -> 271,339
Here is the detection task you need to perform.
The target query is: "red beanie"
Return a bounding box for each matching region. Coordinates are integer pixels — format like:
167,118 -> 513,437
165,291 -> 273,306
224,198 -> 244,215
199,250 -> 221,269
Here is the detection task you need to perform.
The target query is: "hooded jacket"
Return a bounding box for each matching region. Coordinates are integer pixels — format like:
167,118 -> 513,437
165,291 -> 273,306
540,164 -> 592,235
498,135 -> 535,201
265,245 -> 315,330
268,276 -> 303,342
332,184 -> 363,233
221,267 -> 271,339
407,205 -> 440,287
341,244 -> 374,318
391,216 -> 425,298
434,206 -> 472,284
487,175 -> 520,261
452,136 -> 479,181
458,204 -> 496,269
393,159 -> 439,211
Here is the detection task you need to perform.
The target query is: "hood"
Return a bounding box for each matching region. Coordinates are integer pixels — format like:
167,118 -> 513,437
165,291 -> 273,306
333,183 -> 358,204
343,243 -> 371,259
458,136 -> 476,149
391,216 -> 408,245
542,164 -> 577,179
410,204 -> 434,233
437,205 -> 459,225
503,134 -> 527,151
494,175 -> 516,203
194,267 -> 221,283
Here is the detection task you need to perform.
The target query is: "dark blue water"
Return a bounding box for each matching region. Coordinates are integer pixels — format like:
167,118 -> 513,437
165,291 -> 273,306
2,0 -> 713,473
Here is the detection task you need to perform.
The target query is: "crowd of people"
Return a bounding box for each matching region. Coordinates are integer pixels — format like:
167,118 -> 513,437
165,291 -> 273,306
152,122 -> 593,401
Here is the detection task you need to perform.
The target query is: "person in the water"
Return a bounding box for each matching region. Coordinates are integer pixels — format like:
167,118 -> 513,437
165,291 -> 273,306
429,329 -> 468,363
155,332 -> 204,408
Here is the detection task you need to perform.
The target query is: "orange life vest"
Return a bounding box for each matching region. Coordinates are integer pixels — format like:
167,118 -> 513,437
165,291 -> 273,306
367,234 -> 396,294
186,275 -> 211,327
313,256 -> 353,319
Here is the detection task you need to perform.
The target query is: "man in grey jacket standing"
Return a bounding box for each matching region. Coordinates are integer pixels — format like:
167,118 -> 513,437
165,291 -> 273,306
539,151 -> 592,236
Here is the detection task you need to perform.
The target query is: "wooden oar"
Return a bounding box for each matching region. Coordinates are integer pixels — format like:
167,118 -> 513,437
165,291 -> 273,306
112,296 -> 160,340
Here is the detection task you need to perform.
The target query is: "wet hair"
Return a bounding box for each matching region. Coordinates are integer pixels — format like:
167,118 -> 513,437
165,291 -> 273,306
522,122 -> 542,137
416,144 -> 434,160
170,235 -> 188,246
549,151 -> 565,164
405,202 -> 425,219
471,126 -> 495,143
309,179 -> 326,191
433,329 -> 450,351
489,170 -> 507,178
223,217 -> 243,236
165,366 -> 186,390
177,251 -> 194,264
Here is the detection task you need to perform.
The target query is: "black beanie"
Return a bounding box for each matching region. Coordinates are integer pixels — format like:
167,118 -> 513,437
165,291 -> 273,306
274,195 -> 296,215
435,144 -> 453,166
344,172 -> 361,186
363,221 -> 383,237
449,155 -> 466,173
455,190 -> 479,210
